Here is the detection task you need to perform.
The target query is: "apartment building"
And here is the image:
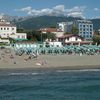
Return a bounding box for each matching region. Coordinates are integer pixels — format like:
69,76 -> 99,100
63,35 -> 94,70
74,20 -> 93,40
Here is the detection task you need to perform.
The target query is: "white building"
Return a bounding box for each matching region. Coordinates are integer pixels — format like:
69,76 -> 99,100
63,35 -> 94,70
58,34 -> 92,45
97,29 -> 100,35
57,22 -> 73,33
0,17 -> 27,44
57,22 -> 67,32
47,41 -> 62,47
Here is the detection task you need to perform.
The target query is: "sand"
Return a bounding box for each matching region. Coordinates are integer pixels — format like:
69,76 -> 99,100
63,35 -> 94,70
0,48 -> 100,70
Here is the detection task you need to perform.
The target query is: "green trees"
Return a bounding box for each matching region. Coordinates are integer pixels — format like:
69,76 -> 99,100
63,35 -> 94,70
93,35 -> 100,45
46,32 -> 56,40
17,28 -> 24,33
26,30 -> 56,42
27,30 -> 41,41
71,26 -> 78,34
64,32 -> 71,35
64,26 -> 79,35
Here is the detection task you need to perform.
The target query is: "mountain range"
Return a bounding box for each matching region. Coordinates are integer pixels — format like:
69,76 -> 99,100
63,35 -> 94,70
15,16 -> 82,30
1,15 -> 100,31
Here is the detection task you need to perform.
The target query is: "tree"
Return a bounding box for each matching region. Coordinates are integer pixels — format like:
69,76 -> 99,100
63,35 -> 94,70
46,33 -> 56,40
93,35 -> 100,45
9,37 -> 16,44
25,30 -> 56,42
17,28 -> 24,33
71,26 -> 78,34
64,32 -> 71,35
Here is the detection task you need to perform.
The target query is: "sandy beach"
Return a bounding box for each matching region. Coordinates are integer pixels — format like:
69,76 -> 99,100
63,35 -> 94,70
0,48 -> 100,70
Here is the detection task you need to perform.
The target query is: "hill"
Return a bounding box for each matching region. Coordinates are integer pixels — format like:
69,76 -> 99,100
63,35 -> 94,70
3,15 -> 99,31
91,19 -> 100,30
15,16 -> 82,30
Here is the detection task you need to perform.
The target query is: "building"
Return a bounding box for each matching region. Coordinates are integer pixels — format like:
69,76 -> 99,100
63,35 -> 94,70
96,29 -> 100,35
57,20 -> 93,40
0,17 -> 27,44
74,20 -> 93,40
57,22 -> 73,33
58,34 -> 92,45
57,22 -> 67,32
44,41 -> 62,47
39,27 -> 64,37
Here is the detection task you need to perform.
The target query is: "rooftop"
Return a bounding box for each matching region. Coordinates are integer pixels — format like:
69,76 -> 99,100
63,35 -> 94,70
39,28 -> 63,32
58,34 -> 83,39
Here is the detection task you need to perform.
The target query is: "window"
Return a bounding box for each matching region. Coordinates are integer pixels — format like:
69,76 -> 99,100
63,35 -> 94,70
12,28 -> 14,30
83,25 -> 85,27
18,36 -> 20,38
11,33 -> 15,35
7,28 -> 9,30
90,29 -> 92,31
79,24 -> 82,27
1,28 -> 3,30
22,36 -> 25,38
83,32 -> 85,34
86,32 -> 89,34
67,37 -> 69,41
83,29 -> 85,31
4,28 -> 6,30
86,35 -> 89,38
76,37 -> 78,41
87,28 -> 89,31
80,28 -> 82,31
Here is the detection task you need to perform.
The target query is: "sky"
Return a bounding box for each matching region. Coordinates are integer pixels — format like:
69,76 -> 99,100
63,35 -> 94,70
0,0 -> 100,19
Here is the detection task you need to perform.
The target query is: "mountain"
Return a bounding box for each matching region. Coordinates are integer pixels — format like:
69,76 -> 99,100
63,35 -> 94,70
14,16 -> 82,30
2,15 -> 100,31
0,14 -> 32,24
0,14 -> 23,22
91,18 -> 100,30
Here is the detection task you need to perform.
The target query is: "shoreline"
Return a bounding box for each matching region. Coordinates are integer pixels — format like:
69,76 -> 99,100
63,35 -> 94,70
0,62 -> 100,71
0,65 -> 100,73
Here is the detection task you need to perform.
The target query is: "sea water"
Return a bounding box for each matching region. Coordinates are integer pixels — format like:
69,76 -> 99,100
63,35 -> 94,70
0,68 -> 100,100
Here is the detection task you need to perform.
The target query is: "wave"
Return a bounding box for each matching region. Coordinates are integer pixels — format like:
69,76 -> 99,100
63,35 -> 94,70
8,72 -> 44,76
56,69 -> 100,73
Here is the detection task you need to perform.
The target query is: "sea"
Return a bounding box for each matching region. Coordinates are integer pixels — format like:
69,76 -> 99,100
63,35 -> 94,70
0,68 -> 100,100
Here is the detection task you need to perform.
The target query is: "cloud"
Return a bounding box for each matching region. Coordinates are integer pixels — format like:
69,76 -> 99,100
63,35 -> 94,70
67,6 -> 86,18
0,13 -> 5,19
15,5 -> 86,18
94,8 -> 100,11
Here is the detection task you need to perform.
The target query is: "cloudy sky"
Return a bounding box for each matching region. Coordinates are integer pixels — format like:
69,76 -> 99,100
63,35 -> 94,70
0,0 -> 100,18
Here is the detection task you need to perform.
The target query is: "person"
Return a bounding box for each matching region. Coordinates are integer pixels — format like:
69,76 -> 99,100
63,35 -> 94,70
14,61 -> 16,64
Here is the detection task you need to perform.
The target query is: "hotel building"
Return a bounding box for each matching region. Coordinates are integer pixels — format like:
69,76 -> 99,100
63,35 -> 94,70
74,20 -> 93,40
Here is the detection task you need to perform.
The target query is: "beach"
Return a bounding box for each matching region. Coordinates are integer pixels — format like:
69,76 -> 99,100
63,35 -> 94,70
0,48 -> 100,70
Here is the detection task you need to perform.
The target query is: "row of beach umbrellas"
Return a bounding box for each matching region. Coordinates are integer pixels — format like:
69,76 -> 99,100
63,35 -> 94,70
13,43 -> 100,56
